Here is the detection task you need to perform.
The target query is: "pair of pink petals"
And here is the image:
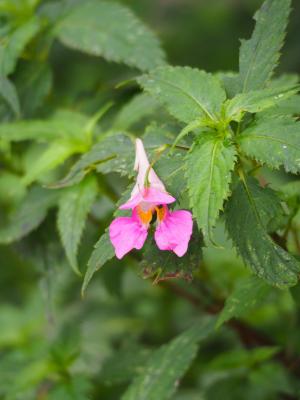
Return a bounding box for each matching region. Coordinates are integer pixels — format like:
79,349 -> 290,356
109,139 -> 193,259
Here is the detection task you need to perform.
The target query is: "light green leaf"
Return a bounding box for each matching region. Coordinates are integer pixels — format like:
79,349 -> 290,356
216,276 -> 272,328
57,176 -> 98,275
22,139 -> 85,186
237,0 -> 291,92
186,133 -> 236,242
257,95 -> 300,120
238,117 -> 300,173
0,17 -> 41,75
81,231 -> 115,296
0,186 -> 59,244
121,317 -> 215,400
225,85 -> 298,122
113,93 -> 159,130
0,109 -> 89,142
52,134 -> 134,188
225,178 -> 300,288
138,66 -> 226,124
56,0 -> 166,71
0,75 -> 20,115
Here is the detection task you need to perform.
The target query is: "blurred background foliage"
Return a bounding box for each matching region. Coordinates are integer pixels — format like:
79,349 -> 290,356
1,0 -> 300,399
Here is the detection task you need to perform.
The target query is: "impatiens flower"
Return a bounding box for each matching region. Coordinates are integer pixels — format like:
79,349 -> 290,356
109,138 -> 193,259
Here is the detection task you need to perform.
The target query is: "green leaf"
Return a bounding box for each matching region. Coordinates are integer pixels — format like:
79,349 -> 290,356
22,139 -> 85,186
0,75 -> 20,116
56,0 -> 166,71
138,66 -> 226,124
216,276 -> 272,328
0,110 -> 89,142
53,134 -> 134,188
186,133 -> 236,242
0,17 -> 41,75
0,186 -> 59,244
81,231 -> 115,296
121,317 -> 215,400
57,176 -> 98,275
225,178 -> 300,288
257,95 -> 300,120
113,93 -> 159,130
225,85 -> 298,122
238,117 -> 300,173
237,0 -> 291,92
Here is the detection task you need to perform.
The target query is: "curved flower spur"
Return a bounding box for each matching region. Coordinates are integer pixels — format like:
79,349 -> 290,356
109,138 -> 193,259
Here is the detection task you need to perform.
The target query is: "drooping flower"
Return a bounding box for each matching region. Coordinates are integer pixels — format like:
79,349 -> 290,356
109,138 -> 193,259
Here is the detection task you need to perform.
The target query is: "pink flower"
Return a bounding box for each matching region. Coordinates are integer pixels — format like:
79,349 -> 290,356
109,138 -> 193,259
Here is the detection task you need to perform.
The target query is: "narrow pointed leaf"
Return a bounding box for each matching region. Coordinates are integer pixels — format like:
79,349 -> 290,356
186,134 -> 236,241
0,76 -> 20,116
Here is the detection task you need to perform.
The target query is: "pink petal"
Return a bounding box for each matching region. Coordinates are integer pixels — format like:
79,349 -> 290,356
154,210 -> 193,257
120,187 -> 175,210
109,214 -> 148,259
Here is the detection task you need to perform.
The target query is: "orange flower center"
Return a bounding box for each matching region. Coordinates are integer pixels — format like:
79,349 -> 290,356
155,205 -> 167,222
137,205 -> 153,225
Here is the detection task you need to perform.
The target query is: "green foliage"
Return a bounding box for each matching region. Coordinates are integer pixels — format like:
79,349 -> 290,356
57,176 -> 98,275
138,66 -> 226,124
186,133 -> 236,242
225,178 -> 300,287
122,317 -> 215,400
236,0 -> 291,92
0,75 -> 20,115
216,276 -> 272,328
56,0 -> 166,71
238,117 -> 300,173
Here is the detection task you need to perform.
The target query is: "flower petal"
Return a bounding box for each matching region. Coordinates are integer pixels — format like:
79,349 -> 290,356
120,187 -> 175,210
154,210 -> 193,257
109,214 -> 148,259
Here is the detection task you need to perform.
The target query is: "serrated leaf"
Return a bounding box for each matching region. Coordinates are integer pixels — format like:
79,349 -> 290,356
121,317 -> 215,400
57,176 -> 98,275
0,186 -> 59,244
56,0 -> 166,71
138,66 -> 226,124
237,0 -> 291,92
53,134 -> 134,188
257,95 -> 300,120
238,117 -> 300,173
225,85 -> 298,122
0,110 -> 89,142
0,17 -> 41,75
225,178 -> 300,288
216,276 -> 272,328
186,133 -> 236,242
81,231 -> 115,296
22,139 -> 85,186
0,76 -> 20,116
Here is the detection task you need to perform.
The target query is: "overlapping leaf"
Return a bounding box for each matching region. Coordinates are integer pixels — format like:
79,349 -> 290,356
0,76 -> 20,116
225,178 -> 300,288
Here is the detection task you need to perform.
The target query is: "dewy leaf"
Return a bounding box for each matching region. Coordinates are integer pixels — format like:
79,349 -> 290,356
186,133 -> 236,242
238,117 -> 300,173
0,17 -> 41,75
225,85 -> 298,122
216,276 -> 272,328
225,178 -> 300,288
0,186 -> 59,244
121,317 -> 215,400
57,176 -> 98,275
138,66 -> 226,124
0,76 -> 20,116
237,0 -> 291,92
56,0 -> 166,71
81,231 -> 115,296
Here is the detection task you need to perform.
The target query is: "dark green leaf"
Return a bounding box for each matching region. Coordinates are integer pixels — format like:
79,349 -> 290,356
0,76 -> 20,116
225,178 -> 300,287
